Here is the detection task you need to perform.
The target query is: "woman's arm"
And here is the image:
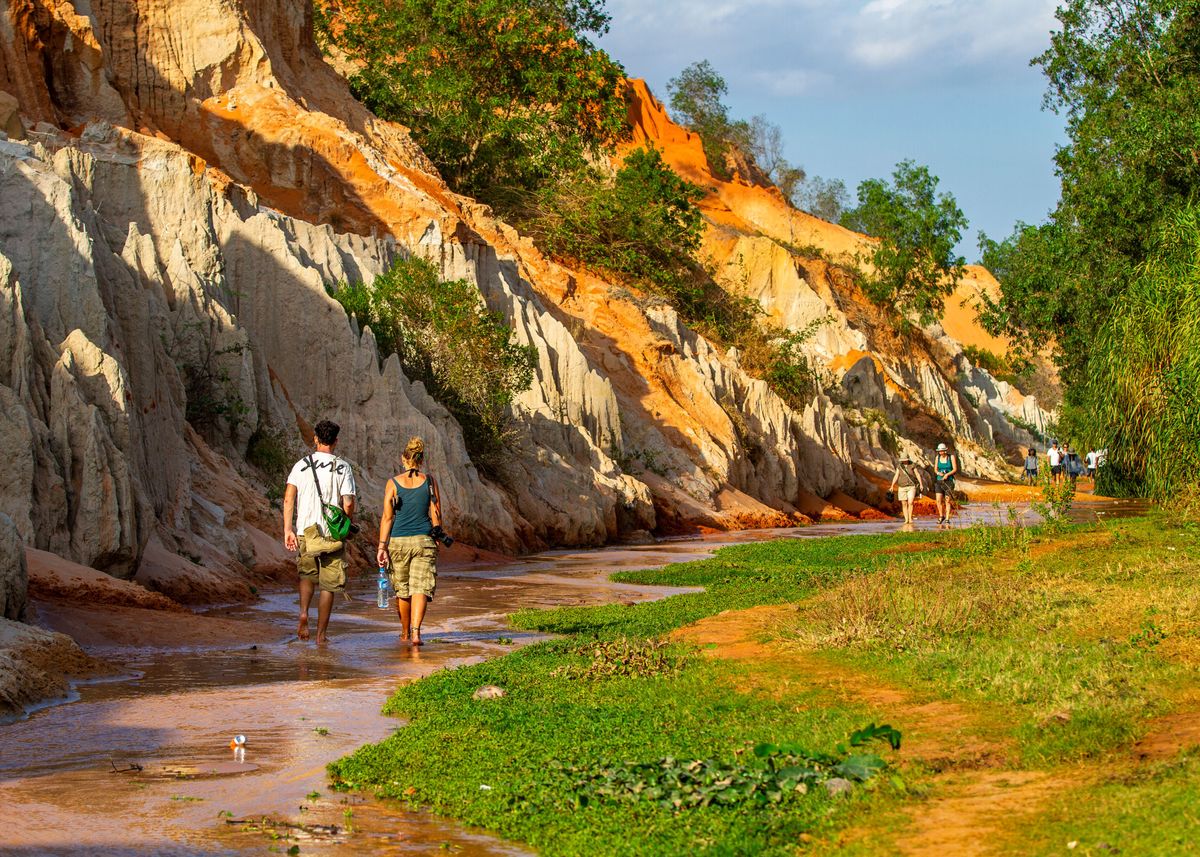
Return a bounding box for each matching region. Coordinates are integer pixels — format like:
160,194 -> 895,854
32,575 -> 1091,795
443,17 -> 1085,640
429,474 -> 443,528
377,481 -> 395,567
949,455 -> 959,478
890,469 -> 899,489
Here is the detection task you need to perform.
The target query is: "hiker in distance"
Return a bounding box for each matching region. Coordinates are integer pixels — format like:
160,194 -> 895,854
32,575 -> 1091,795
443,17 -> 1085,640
889,454 -> 924,526
282,420 -> 357,644
1047,440 -> 1063,484
377,437 -> 447,647
1024,448 -> 1039,485
933,442 -> 959,525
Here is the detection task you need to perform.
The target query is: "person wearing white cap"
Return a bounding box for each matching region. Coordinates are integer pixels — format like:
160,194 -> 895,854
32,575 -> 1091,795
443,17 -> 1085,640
933,442 -> 959,524
889,454 -> 923,525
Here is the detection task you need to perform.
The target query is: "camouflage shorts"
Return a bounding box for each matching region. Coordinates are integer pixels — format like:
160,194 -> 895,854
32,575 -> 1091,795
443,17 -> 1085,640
387,535 -> 438,599
298,525 -> 347,593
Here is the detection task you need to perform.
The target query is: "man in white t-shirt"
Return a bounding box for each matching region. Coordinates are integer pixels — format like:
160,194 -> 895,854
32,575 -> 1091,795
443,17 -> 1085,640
1047,442 -> 1063,484
1085,450 -> 1098,479
283,420 -> 357,644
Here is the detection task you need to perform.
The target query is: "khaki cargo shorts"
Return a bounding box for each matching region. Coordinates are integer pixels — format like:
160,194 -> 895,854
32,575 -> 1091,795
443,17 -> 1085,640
897,485 -> 916,502
298,525 -> 347,593
387,535 -> 438,599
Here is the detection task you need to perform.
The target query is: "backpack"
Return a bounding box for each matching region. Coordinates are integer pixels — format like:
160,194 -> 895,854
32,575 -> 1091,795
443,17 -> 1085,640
306,455 -> 353,541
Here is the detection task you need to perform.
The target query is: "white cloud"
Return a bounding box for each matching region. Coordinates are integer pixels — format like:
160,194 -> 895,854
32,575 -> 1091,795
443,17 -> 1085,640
848,0 -> 1059,70
752,67 -> 835,96
601,0 -> 1060,90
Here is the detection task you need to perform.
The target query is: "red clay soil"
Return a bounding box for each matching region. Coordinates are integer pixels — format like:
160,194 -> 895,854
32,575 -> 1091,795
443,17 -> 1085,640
669,604 -> 1162,856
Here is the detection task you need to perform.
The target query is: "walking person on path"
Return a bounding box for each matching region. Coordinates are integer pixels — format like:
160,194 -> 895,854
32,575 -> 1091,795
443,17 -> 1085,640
376,437 -> 445,646
282,420 -> 357,644
889,454 -> 924,526
1086,449 -> 1098,480
933,442 -> 959,525
1024,448 -> 1039,485
1047,441 -> 1063,485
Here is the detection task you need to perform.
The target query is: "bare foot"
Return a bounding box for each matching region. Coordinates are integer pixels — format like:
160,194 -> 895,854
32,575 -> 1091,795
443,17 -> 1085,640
412,630 -> 423,646
399,629 -> 411,643
316,633 -> 330,645
297,615 -> 310,641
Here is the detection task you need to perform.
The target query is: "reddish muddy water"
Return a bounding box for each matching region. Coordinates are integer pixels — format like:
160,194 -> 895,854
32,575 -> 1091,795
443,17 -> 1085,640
0,500 -> 1147,856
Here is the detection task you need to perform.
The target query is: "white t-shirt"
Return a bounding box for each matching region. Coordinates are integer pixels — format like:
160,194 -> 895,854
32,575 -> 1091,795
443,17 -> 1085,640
287,452 -> 357,536
1047,447 -> 1062,466
1086,451 -> 1097,468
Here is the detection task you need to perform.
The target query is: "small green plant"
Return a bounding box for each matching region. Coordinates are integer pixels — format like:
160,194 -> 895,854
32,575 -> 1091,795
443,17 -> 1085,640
1033,467 -> 1076,528
247,425 -> 293,480
552,637 -> 689,681
217,810 -> 233,818
313,726 -> 330,736
305,791 -> 321,801
175,331 -> 252,436
170,795 -> 204,802
495,637 -> 513,645
1130,609 -> 1168,649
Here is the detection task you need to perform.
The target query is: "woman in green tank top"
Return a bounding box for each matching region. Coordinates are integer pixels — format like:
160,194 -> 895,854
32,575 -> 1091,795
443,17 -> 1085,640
933,442 -> 959,525
376,437 -> 445,646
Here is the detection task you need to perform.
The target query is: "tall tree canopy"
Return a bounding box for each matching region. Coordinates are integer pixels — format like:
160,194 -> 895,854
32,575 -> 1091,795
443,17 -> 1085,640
319,0 -> 629,199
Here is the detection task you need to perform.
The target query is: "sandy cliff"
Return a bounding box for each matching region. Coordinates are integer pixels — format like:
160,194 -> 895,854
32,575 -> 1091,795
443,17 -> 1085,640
0,0 -> 1051,638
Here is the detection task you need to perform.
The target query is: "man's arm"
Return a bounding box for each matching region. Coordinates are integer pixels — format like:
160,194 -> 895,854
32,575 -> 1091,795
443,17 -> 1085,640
283,484 -> 298,551
341,494 -> 356,516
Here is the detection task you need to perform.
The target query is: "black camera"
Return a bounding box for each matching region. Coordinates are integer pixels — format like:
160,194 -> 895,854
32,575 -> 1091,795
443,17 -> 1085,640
431,525 -> 454,548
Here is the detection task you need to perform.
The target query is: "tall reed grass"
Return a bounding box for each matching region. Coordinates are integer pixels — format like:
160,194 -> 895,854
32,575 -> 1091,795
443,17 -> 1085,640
1067,206 -> 1200,503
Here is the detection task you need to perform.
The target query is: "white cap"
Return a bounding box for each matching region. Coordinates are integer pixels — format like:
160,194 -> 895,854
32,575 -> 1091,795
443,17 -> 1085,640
936,443 -> 948,452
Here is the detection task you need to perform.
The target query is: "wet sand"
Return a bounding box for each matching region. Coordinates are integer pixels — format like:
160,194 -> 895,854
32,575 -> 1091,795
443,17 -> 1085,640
0,503 -> 1148,856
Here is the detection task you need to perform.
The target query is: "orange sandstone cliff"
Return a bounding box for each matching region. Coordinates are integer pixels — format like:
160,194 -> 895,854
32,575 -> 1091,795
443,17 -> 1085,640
0,1 -> 1052,707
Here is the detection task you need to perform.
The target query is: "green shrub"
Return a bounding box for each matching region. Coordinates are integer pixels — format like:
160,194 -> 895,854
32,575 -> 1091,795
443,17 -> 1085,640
331,257 -> 537,474
519,147 -> 704,295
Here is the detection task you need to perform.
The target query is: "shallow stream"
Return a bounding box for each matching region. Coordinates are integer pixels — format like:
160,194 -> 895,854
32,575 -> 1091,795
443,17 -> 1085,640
0,499 -> 1147,855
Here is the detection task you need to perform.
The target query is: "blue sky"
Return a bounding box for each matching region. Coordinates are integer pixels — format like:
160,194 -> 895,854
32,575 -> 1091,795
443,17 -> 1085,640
598,0 -> 1066,260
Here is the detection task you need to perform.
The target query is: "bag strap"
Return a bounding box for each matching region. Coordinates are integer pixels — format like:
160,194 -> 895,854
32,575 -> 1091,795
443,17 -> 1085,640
305,456 -> 323,505
307,455 -> 337,506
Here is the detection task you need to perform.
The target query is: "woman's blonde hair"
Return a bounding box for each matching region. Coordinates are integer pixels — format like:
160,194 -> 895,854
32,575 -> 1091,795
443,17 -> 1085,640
402,436 -> 425,466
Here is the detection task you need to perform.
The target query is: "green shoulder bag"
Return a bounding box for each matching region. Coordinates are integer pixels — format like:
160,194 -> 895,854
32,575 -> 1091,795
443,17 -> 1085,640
307,455 -> 353,541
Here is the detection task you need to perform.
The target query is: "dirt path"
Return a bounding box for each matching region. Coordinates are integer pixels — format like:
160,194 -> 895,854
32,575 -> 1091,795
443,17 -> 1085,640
672,606 -> 1075,855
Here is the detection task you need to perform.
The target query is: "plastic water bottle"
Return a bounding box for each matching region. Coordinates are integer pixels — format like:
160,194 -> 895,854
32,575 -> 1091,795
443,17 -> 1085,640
377,566 -> 390,609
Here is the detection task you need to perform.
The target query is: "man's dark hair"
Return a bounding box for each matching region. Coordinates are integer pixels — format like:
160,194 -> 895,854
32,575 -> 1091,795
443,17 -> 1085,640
314,420 -> 340,446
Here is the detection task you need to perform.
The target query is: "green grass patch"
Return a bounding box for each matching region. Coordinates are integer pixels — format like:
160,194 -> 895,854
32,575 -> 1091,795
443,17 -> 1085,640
1005,753 -> 1200,855
331,532 -> 943,855
333,515 -> 1198,854
783,516 -> 1197,764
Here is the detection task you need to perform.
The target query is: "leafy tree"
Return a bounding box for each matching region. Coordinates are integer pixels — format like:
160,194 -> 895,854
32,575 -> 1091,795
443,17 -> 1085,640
320,0 -> 628,199
793,176 -> 850,222
842,160 -> 969,326
666,61 -> 805,192
331,257 -> 537,473
745,115 -> 807,199
666,60 -> 731,142
982,0 -> 1200,381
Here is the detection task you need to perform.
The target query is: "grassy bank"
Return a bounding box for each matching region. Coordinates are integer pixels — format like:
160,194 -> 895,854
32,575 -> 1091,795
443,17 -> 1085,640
330,515 -> 1200,855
